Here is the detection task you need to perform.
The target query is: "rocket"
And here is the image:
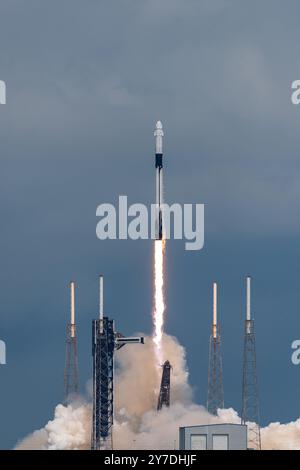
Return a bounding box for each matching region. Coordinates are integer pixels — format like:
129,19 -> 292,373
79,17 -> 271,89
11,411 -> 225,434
154,120 -> 164,240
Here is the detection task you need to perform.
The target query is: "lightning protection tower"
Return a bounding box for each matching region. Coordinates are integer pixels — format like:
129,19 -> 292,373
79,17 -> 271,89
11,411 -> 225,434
157,360 -> 172,411
241,276 -> 261,450
64,281 -> 79,402
91,275 -> 144,450
207,282 -> 224,415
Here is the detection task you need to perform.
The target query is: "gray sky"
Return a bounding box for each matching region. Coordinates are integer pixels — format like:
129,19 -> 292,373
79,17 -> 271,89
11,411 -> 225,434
1,0 -> 300,449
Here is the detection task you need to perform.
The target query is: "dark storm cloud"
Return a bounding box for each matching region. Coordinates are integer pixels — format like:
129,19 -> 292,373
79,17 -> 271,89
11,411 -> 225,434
1,0 -> 299,235
1,0 -> 300,448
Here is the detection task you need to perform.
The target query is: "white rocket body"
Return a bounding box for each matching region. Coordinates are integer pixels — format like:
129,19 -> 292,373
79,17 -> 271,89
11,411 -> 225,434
154,121 -> 164,240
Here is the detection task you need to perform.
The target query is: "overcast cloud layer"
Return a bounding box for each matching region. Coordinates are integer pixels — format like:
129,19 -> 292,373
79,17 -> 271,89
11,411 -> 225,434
1,1 -> 300,449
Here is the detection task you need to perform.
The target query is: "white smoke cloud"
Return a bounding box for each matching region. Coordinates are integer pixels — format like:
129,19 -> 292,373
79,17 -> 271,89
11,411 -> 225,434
261,419 -> 300,450
16,402 -> 92,450
15,333 -> 300,450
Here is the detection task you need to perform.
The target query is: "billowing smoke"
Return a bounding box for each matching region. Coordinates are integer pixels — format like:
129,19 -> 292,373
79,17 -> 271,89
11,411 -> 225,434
16,403 -> 92,450
15,334 -> 300,450
261,420 -> 300,450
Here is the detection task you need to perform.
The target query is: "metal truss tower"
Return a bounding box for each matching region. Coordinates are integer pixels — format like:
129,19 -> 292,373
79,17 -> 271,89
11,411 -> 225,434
207,282 -> 224,415
157,360 -> 171,411
64,281 -> 79,402
91,275 -> 144,450
241,276 -> 261,450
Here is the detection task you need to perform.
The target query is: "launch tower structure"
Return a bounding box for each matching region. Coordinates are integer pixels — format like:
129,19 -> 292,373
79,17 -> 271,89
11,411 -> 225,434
157,360 -> 172,411
64,281 -> 79,402
91,275 -> 144,450
207,282 -> 224,415
241,276 -> 261,450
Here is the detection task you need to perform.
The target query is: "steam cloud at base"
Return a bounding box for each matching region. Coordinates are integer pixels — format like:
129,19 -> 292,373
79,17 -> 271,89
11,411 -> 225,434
15,334 -> 300,450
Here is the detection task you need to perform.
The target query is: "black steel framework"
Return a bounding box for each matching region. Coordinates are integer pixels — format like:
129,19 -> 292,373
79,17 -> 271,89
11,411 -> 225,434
157,360 -> 171,411
91,316 -> 144,450
207,325 -> 224,415
241,318 -> 261,450
92,317 -> 114,450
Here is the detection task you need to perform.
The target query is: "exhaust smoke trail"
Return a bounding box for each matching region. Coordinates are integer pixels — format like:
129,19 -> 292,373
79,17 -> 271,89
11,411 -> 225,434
153,239 -> 166,363
16,333 -> 300,450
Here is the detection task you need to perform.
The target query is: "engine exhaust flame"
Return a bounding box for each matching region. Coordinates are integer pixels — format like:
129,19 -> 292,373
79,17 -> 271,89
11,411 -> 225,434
153,239 -> 166,362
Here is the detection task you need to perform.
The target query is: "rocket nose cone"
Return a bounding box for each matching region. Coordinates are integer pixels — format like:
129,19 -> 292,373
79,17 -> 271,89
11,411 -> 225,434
156,120 -> 163,130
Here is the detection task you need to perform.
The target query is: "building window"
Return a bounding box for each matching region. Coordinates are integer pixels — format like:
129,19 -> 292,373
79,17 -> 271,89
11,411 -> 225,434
190,434 -> 207,450
212,434 -> 229,450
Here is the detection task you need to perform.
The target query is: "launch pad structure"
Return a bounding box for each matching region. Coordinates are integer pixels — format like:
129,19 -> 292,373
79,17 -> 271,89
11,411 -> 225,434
157,360 -> 172,411
207,282 -> 224,415
241,276 -> 261,450
91,275 -> 144,450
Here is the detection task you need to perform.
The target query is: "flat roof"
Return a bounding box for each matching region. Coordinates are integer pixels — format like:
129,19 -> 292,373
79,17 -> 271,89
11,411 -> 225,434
179,423 -> 247,429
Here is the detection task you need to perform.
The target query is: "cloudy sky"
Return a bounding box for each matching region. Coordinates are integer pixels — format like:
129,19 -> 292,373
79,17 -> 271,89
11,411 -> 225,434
1,0 -> 300,449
